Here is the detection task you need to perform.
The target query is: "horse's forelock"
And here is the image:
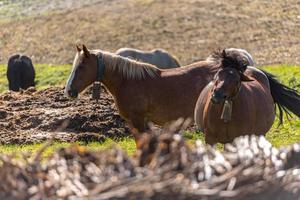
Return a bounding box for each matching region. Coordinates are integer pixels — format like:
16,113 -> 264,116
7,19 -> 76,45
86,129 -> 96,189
212,49 -> 248,73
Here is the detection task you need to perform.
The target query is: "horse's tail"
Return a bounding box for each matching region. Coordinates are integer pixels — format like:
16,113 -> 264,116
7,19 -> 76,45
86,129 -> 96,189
261,69 -> 300,124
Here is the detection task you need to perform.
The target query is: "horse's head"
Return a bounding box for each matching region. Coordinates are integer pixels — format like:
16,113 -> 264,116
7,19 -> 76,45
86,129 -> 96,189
211,67 -> 253,104
65,45 -> 99,98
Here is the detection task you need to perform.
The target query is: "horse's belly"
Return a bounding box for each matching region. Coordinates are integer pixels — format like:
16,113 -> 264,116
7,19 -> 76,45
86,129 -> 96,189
147,93 -> 201,125
148,108 -> 194,126
204,101 -> 275,144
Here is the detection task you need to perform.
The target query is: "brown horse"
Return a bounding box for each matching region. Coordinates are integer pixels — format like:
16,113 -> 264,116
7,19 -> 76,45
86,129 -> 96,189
194,51 -> 300,144
65,45 -> 222,135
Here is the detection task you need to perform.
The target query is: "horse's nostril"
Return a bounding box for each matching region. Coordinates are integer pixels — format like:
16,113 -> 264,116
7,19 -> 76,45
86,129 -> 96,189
68,89 -> 78,98
211,90 -> 226,104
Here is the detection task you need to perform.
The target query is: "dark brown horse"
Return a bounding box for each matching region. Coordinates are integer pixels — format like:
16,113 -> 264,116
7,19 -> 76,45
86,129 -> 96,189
194,51 -> 300,144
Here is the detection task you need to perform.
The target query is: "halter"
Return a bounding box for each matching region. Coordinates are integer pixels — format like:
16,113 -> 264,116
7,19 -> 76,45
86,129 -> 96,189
92,53 -> 105,100
213,69 -> 242,123
220,82 -> 242,123
227,81 -> 242,101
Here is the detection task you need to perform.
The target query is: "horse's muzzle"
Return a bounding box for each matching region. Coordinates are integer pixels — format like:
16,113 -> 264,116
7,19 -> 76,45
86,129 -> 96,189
67,89 -> 78,98
211,91 -> 225,104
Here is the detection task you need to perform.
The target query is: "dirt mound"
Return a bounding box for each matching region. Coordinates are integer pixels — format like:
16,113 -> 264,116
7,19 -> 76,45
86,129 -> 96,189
0,86 -> 130,144
1,125 -> 300,200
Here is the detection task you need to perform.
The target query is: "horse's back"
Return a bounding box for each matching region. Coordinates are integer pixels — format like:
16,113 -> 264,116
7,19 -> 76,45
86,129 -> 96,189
152,49 -> 180,68
245,66 -> 271,92
115,48 -> 139,58
116,48 -> 180,69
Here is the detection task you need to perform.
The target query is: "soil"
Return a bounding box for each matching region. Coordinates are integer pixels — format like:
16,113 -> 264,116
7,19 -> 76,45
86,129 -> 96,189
0,0 -> 300,66
0,86 -> 130,144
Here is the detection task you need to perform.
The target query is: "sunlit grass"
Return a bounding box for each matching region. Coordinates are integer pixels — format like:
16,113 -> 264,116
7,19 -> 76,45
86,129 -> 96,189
0,138 -> 137,158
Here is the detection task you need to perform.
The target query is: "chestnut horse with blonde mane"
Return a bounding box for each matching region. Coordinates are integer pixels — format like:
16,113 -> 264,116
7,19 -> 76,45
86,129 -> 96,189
65,45 -> 300,143
65,45 -> 220,135
194,51 -> 300,144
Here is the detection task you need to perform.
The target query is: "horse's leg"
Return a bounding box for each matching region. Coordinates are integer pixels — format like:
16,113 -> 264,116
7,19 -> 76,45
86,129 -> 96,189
128,116 -> 149,148
205,136 -> 216,145
204,129 -> 216,145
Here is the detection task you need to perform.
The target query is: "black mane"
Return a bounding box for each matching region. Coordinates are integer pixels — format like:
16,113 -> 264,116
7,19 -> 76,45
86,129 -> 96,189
211,49 -> 248,73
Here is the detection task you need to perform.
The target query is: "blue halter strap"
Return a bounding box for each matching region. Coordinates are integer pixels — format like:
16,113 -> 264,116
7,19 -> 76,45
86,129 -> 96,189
96,53 -> 105,81
92,53 -> 105,100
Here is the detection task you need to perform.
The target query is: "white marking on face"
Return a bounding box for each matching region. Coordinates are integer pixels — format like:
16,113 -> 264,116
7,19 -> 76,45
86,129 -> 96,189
65,51 -> 81,97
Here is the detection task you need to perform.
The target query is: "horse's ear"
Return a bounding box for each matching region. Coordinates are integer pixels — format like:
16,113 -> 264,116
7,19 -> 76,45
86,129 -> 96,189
76,45 -> 82,52
241,74 -> 254,82
222,49 -> 227,58
82,44 -> 90,58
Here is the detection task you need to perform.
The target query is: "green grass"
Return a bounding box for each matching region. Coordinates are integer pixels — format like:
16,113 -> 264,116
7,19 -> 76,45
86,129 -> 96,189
35,64 -> 71,90
0,64 -> 299,156
0,138 -> 137,158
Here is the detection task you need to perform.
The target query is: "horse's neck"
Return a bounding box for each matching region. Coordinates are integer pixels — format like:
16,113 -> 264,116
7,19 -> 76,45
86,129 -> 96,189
101,54 -> 159,96
102,70 -> 123,97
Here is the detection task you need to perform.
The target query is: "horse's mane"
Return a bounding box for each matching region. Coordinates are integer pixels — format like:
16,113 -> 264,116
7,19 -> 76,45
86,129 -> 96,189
210,49 -> 249,73
93,50 -> 160,79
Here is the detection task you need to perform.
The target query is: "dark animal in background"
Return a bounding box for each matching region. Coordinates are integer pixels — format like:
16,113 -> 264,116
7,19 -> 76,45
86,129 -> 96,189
115,48 -> 181,68
7,54 -> 35,91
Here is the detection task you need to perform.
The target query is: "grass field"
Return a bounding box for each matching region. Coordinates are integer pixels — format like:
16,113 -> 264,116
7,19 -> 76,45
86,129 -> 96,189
0,64 -> 299,157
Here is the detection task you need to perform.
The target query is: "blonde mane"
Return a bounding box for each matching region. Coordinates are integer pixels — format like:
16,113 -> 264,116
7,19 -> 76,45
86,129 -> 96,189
91,50 -> 160,79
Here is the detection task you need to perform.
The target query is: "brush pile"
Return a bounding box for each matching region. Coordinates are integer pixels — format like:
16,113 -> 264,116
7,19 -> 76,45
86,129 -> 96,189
1,122 -> 299,200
